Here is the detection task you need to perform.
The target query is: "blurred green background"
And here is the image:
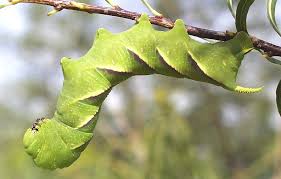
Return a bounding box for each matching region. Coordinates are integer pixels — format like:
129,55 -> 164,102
0,0 -> 281,178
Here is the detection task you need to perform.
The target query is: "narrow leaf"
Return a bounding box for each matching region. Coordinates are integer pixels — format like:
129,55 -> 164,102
267,0 -> 281,37
266,56 -> 281,65
235,0 -> 255,32
276,80 -> 281,116
227,0 -> 236,18
256,48 -> 281,66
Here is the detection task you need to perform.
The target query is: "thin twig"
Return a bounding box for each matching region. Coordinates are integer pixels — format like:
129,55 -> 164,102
5,0 -> 281,57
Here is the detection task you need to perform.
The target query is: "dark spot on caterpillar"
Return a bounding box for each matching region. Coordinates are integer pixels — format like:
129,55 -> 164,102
156,49 -> 185,78
31,117 -> 46,131
127,49 -> 156,73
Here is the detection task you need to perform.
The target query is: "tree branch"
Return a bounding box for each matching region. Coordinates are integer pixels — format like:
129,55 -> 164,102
6,0 -> 281,57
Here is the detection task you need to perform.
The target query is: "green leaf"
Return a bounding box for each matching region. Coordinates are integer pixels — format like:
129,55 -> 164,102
227,0 -> 236,18
235,0 -> 255,32
267,0 -> 281,37
141,0 -> 162,16
256,48 -> 281,66
266,56 -> 281,65
276,80 -> 281,116
105,0 -> 115,6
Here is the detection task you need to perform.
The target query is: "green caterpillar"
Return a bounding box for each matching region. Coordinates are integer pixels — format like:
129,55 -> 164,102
23,14 -> 262,170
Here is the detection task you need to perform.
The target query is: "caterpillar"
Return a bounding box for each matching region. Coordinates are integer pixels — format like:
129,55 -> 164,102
23,14 -> 262,170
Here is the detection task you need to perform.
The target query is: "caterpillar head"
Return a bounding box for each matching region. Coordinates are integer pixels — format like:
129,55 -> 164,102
23,117 -> 93,170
